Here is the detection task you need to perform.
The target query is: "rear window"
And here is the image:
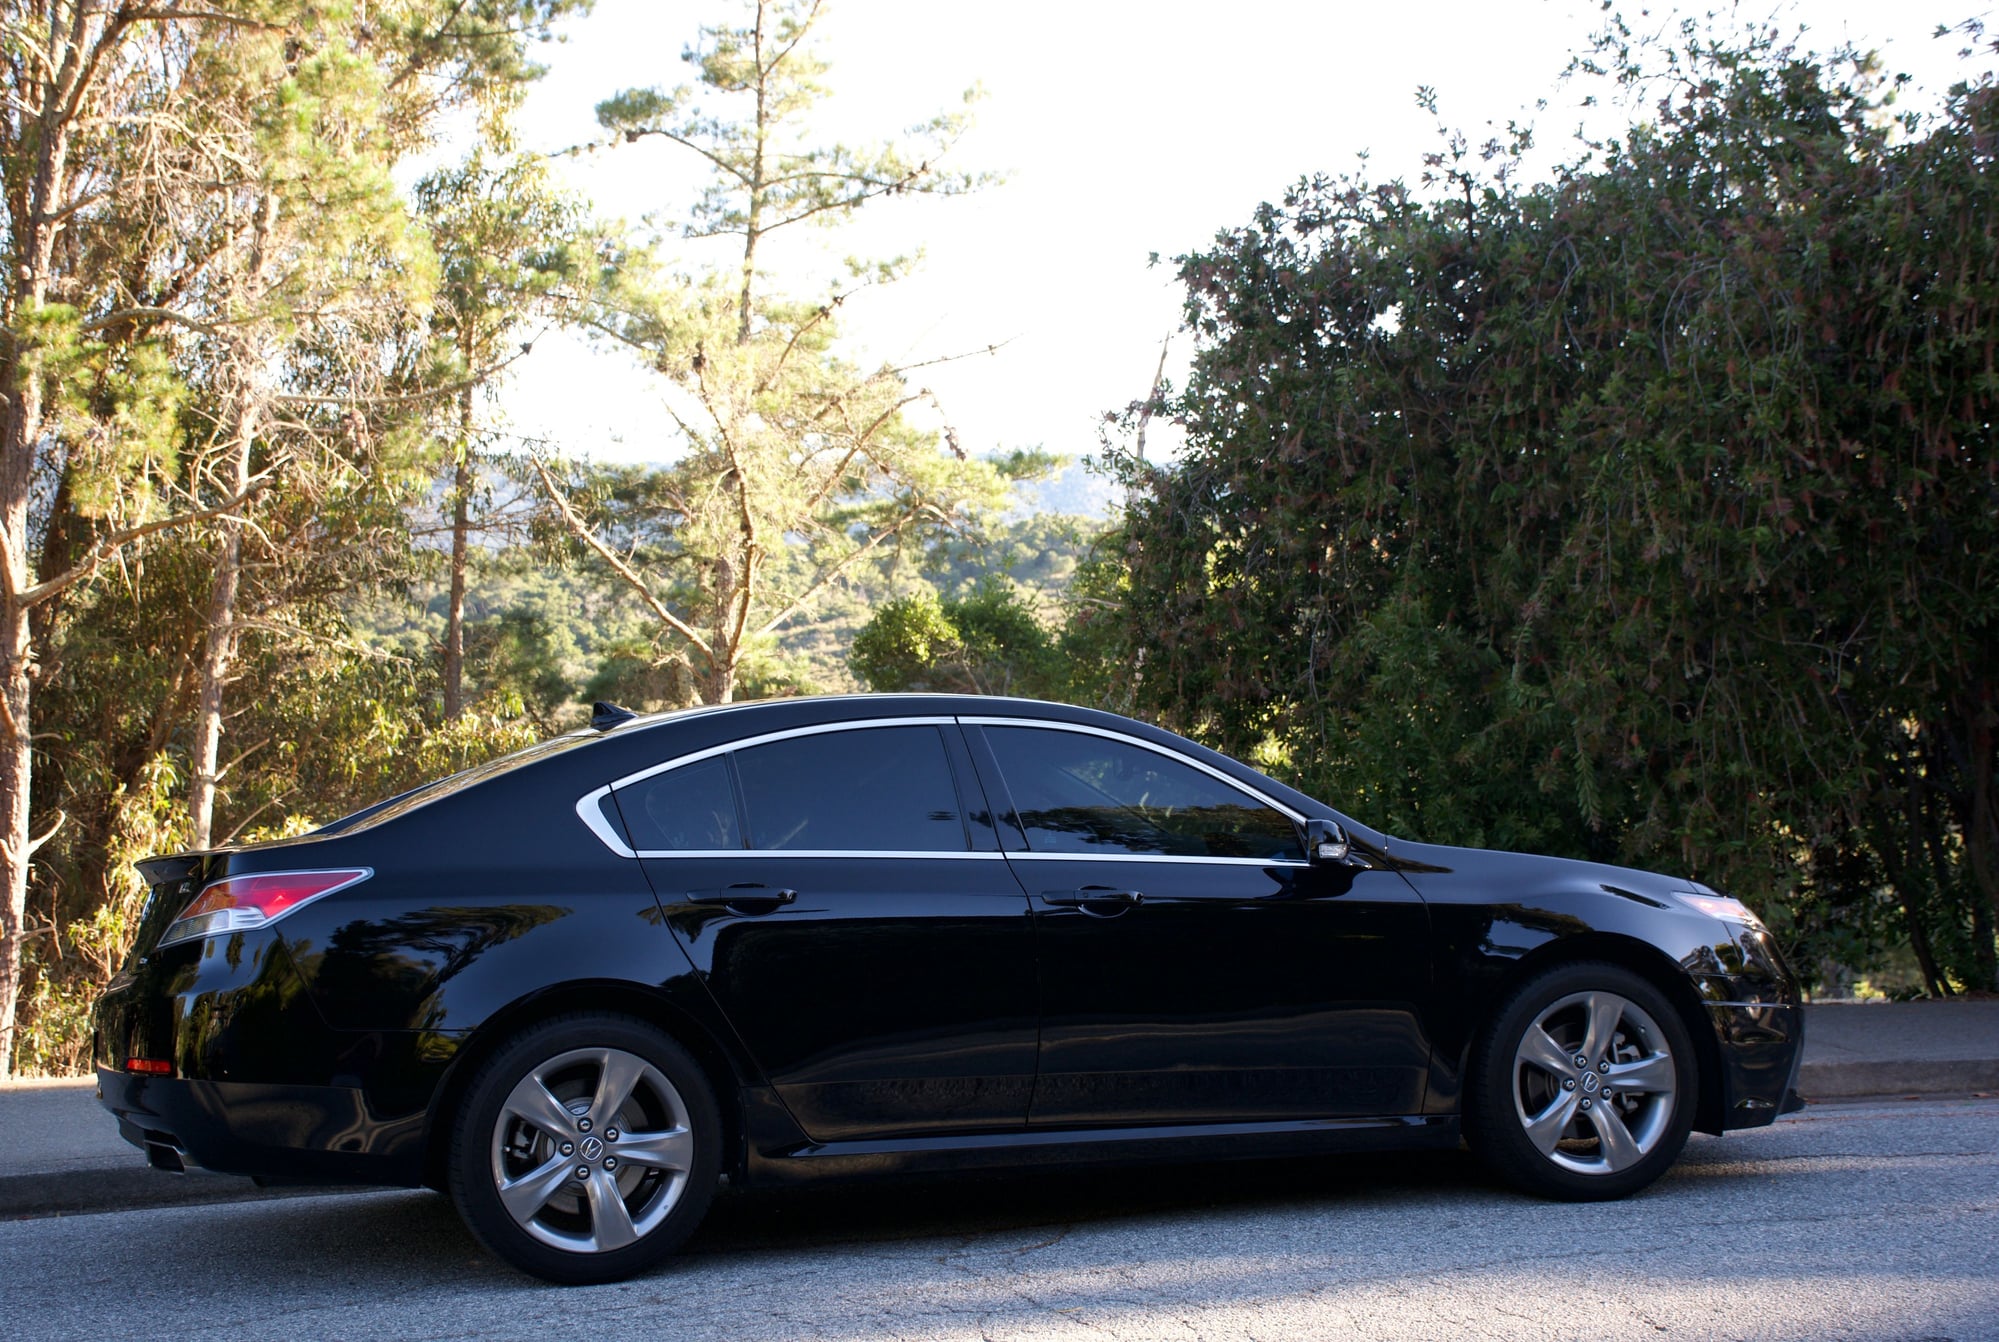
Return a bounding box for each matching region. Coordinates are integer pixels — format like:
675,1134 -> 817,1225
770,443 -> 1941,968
316,732 -> 597,837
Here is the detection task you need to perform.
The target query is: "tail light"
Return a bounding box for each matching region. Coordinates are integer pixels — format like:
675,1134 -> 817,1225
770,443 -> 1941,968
157,868 -> 372,948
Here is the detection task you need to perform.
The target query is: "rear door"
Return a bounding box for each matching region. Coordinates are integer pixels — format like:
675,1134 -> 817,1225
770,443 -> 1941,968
620,719 -> 1037,1143
966,719 -> 1434,1127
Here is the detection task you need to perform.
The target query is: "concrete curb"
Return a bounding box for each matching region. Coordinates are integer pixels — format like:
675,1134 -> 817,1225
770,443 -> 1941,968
0,1166 -> 350,1220
1798,1059 -> 1999,1100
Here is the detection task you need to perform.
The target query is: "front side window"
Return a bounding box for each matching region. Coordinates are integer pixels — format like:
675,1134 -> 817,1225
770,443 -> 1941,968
734,725 -> 968,852
984,726 -> 1303,861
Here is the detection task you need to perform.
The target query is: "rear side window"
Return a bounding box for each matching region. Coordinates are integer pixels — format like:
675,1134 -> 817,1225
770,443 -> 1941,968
734,725 -> 967,852
983,725 -> 1304,860
616,756 -> 741,852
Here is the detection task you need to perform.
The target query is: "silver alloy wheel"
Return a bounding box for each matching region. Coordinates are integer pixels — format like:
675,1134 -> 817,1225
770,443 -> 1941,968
489,1046 -> 695,1253
1511,989 -> 1676,1176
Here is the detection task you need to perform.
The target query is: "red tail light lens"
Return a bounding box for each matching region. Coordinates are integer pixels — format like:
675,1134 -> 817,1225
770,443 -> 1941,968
125,1057 -> 173,1076
158,868 -> 371,947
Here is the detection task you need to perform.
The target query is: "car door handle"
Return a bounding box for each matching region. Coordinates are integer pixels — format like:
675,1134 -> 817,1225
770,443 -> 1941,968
686,884 -> 798,912
1041,887 -> 1144,910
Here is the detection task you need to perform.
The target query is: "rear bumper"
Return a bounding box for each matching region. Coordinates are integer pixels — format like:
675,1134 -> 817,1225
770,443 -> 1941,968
91,937 -> 447,1188
96,1067 -> 425,1186
1707,1001 -> 1805,1130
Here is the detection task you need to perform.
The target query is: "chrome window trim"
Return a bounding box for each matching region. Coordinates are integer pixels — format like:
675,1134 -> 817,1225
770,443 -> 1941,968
627,848 -> 1006,861
571,711 -> 1310,862
575,786 -> 637,859
959,716 -> 1307,824
607,716 -> 960,791
1000,851 -> 1311,868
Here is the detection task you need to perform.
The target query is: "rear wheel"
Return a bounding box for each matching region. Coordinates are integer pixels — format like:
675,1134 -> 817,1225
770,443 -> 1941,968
449,1014 -> 720,1283
1467,962 -> 1695,1200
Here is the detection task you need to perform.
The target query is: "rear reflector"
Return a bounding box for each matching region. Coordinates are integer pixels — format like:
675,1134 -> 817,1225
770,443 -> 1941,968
157,867 -> 372,948
126,1058 -> 173,1076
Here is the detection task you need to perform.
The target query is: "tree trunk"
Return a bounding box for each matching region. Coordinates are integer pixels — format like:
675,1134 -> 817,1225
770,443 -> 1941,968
736,209 -> 760,346
0,5 -> 86,1078
187,410 -> 256,850
0,300 -> 50,1077
1884,758 -> 1952,998
442,456 -> 471,718
707,553 -> 737,705
1965,682 -> 1999,992
188,193 -> 277,851
737,14 -> 767,347
443,326 -> 476,720
442,445 -> 472,719
703,658 -> 736,706
0,519 -> 38,1079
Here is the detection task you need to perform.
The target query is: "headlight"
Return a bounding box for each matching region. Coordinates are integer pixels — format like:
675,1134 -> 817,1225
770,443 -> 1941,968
1673,891 -> 1764,928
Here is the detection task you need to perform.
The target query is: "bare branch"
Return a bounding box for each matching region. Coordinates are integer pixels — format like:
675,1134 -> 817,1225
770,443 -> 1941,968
80,305 -> 233,337
604,125 -> 754,189
529,458 -> 715,661
271,337 -> 543,407
124,8 -> 286,28
12,476 -> 268,610
756,503 -> 938,638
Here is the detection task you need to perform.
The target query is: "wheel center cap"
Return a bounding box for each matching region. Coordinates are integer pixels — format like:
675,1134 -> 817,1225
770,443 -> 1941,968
1582,1072 -> 1600,1094
580,1136 -> 605,1160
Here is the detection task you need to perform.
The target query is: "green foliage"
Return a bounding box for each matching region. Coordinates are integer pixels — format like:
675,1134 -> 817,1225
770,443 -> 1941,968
416,149 -> 588,374
14,535 -> 549,1074
1102,17 -> 1999,991
851,593 -> 965,692
459,610 -> 575,728
923,510 -> 1098,599
852,581 -> 1063,698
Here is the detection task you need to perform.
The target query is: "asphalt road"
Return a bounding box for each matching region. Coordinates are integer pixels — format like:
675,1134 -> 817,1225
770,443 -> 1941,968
7,1097 -> 1995,1342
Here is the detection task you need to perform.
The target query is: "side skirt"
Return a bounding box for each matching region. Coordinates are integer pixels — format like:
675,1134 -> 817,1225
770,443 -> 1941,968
743,1113 -> 1460,1187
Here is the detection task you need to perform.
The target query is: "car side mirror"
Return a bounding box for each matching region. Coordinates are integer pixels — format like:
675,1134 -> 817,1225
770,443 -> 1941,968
1305,819 -> 1352,866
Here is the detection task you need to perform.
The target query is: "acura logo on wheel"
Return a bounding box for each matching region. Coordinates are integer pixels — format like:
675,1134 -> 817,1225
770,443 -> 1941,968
1582,1072 -> 1600,1094
580,1136 -> 604,1160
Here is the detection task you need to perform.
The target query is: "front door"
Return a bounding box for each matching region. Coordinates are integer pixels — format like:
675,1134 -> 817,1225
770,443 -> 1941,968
967,721 -> 1433,1127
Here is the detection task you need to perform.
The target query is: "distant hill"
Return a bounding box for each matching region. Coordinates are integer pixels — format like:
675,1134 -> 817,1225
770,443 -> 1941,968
1013,461 -> 1117,520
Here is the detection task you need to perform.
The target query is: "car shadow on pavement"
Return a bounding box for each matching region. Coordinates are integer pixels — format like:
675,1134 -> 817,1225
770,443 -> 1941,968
684,1146 -> 1492,1257
121,1144 -> 1500,1286
71,1126 -> 1824,1295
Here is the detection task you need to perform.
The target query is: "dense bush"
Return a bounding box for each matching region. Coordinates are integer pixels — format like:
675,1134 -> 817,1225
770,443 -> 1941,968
1101,21 -> 1998,993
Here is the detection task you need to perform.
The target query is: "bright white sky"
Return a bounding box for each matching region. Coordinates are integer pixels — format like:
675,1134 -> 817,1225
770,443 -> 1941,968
500,0 -> 1989,468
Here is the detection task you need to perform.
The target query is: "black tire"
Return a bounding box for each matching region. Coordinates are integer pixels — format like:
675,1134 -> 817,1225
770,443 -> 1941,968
448,1013 -> 721,1284
1465,961 -> 1696,1201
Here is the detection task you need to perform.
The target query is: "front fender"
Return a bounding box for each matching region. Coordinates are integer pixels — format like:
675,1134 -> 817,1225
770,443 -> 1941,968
1387,841 -> 1801,1130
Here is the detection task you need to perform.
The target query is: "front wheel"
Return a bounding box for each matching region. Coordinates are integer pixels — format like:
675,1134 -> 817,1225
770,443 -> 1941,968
1466,962 -> 1696,1201
449,1014 -> 721,1283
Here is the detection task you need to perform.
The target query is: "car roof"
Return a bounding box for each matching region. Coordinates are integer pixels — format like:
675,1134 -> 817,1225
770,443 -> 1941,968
590,692 -> 1110,738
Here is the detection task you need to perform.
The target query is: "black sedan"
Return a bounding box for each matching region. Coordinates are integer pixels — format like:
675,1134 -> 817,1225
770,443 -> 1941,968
94,695 -> 1803,1283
